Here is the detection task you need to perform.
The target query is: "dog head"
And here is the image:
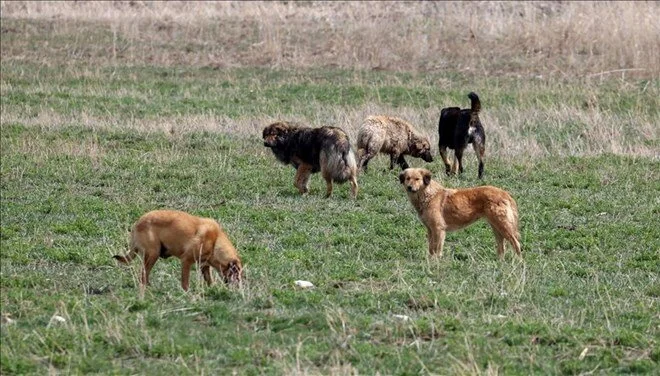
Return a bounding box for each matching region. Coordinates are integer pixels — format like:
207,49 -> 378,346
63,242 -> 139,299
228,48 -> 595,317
409,136 -> 434,163
222,259 -> 243,285
263,122 -> 291,148
399,168 -> 432,193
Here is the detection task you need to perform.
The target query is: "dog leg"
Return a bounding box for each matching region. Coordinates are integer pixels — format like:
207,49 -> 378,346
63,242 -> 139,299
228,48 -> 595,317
349,175 -> 359,199
426,224 -> 445,257
294,164 -> 313,195
498,229 -> 521,258
472,141 -> 485,179
362,152 -> 377,172
506,232 -> 522,257
202,265 -> 214,286
320,162 -> 335,198
396,155 -> 409,170
426,228 -> 436,256
180,259 -> 193,291
490,224 -> 506,259
324,178 -> 333,198
389,154 -> 397,170
358,149 -> 371,172
435,229 -> 446,257
361,158 -> 370,172
439,146 -> 452,175
489,214 -> 522,259
453,148 -> 465,175
141,252 -> 159,287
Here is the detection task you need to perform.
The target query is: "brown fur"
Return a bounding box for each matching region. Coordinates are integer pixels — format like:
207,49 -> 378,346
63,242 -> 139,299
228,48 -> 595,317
357,116 -> 433,171
113,210 -> 243,291
263,121 -> 359,198
399,168 -> 521,259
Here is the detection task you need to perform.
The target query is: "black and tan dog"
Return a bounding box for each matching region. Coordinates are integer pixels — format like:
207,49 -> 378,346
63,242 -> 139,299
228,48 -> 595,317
438,92 -> 486,178
399,168 -> 521,259
113,210 -> 243,291
263,121 -> 359,198
357,115 -> 433,171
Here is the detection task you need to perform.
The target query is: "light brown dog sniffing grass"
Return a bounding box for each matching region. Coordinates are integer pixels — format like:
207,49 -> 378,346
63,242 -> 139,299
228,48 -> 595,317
357,116 -> 433,172
113,210 -> 243,291
399,168 -> 522,259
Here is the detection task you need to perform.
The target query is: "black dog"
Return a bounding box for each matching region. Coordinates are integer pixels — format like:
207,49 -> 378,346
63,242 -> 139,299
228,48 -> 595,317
438,92 -> 486,179
262,121 -> 359,198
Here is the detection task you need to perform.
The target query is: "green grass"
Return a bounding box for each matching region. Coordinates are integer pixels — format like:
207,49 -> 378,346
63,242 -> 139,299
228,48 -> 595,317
2,63 -> 658,121
1,15 -> 659,374
1,122 -> 658,374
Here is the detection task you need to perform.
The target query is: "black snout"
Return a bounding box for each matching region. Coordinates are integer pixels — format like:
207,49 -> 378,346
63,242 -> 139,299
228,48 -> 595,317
407,186 -> 413,192
263,142 -> 271,147
423,154 -> 434,162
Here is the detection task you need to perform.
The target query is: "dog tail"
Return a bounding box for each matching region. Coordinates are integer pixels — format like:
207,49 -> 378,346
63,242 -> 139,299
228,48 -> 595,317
322,142 -> 358,183
113,236 -> 139,264
507,198 -> 522,251
468,92 -> 481,113
113,252 -> 136,264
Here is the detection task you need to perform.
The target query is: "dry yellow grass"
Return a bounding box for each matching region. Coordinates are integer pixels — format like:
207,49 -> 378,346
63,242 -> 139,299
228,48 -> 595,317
1,1 -> 657,159
2,1 -> 658,78
2,102 -> 657,160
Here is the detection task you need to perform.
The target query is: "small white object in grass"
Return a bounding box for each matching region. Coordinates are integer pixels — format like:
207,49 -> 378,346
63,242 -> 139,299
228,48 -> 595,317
294,280 -> 314,288
47,315 -> 66,328
392,314 -> 410,321
579,347 -> 589,360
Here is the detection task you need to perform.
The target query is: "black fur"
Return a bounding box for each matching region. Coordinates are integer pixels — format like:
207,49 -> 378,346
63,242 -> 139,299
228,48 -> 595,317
263,122 -> 351,175
398,171 -> 406,184
159,242 -> 171,259
263,121 -> 358,197
438,92 -> 486,179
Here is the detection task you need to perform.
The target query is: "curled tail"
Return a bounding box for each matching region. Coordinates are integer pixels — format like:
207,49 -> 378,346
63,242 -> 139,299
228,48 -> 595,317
468,92 -> 481,113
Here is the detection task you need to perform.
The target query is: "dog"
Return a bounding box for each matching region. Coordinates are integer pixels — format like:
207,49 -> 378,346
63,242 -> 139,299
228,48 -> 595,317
357,116 -> 433,171
263,121 -> 359,198
399,168 -> 521,258
438,92 -> 486,179
113,210 -> 243,291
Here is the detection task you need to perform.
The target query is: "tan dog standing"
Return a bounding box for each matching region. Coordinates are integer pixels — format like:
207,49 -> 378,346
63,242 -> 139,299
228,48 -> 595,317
399,168 -> 521,258
113,210 -> 243,291
357,116 -> 433,171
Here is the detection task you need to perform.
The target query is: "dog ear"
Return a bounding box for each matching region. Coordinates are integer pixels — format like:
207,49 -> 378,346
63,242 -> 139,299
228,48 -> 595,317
398,171 -> 406,184
276,123 -> 290,134
422,169 -> 432,185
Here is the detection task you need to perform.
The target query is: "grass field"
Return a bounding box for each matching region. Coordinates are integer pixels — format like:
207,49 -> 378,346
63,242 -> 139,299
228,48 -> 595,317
1,2 -> 659,375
